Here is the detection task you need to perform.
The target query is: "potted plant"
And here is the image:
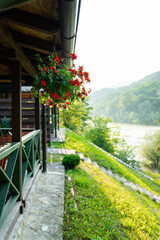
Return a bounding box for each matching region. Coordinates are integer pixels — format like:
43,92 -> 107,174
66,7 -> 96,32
32,53 -> 92,108
0,116 -> 12,145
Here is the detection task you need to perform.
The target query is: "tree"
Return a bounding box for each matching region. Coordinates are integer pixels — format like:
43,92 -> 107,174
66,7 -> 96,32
140,132 -> 160,168
61,100 -> 92,132
85,116 -> 115,153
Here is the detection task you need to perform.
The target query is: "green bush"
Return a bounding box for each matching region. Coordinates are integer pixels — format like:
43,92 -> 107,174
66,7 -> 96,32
62,154 -> 80,169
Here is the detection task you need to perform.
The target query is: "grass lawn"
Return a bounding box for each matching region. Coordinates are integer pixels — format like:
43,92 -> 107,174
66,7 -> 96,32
64,162 -> 160,240
51,129 -> 160,239
53,129 -> 160,196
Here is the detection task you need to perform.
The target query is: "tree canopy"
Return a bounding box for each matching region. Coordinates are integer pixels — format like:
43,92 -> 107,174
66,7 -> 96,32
89,71 -> 160,126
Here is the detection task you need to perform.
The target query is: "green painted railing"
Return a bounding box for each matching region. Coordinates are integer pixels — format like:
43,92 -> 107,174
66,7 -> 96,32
22,130 -> 41,186
0,130 -> 41,228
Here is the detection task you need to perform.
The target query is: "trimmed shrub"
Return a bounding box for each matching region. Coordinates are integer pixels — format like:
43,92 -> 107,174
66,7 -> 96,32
62,154 -> 80,169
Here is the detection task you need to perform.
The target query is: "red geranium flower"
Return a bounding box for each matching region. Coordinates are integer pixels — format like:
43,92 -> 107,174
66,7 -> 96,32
50,66 -> 57,74
53,55 -> 60,63
65,101 -> 70,105
67,91 -> 71,97
52,93 -> 59,100
42,81 -> 46,86
70,53 -> 77,60
75,79 -> 80,87
63,95 -> 67,100
42,67 -> 47,72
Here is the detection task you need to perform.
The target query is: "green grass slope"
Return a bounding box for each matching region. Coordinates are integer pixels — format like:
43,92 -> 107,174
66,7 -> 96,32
64,163 -> 160,239
60,130 -> 160,239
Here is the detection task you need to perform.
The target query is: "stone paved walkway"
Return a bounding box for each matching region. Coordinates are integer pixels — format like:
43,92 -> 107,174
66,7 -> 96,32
11,162 -> 65,240
51,128 -> 66,143
47,147 -> 76,155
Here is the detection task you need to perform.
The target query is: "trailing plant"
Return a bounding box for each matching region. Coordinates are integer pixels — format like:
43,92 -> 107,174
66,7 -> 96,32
62,154 -> 80,169
32,53 -> 91,109
1,116 -> 10,128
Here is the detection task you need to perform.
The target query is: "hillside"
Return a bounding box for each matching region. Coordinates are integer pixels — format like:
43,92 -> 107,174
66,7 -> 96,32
89,71 -> 160,125
55,129 -> 160,239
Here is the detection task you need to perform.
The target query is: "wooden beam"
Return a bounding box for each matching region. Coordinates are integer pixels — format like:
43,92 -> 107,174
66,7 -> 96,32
0,47 -> 16,58
12,31 -> 60,54
0,9 -> 60,34
0,24 -> 36,77
0,74 -> 33,81
0,55 -> 11,66
22,48 -> 49,60
0,0 -> 33,12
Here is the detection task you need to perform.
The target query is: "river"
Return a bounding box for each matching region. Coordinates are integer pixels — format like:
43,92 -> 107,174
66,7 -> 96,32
109,123 -> 160,163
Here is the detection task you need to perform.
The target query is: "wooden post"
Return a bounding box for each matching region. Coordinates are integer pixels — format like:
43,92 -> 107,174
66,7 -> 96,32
11,60 -> 22,202
42,104 -> 47,172
54,104 -> 57,138
35,97 -> 41,129
51,107 -> 54,133
58,107 -> 59,130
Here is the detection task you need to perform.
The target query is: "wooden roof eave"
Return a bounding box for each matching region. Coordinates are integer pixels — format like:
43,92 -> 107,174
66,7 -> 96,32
0,0 -> 33,13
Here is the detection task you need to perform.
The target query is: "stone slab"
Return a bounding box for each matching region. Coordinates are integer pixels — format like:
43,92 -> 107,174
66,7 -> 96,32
10,162 -> 65,240
47,148 -> 76,155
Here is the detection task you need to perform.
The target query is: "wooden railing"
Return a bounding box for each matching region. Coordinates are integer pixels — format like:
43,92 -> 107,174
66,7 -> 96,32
0,130 -> 41,227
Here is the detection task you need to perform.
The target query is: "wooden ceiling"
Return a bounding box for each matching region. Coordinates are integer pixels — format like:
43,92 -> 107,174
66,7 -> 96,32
0,0 -> 64,86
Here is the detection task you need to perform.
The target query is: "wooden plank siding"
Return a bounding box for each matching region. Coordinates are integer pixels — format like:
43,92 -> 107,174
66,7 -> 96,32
0,98 -> 51,142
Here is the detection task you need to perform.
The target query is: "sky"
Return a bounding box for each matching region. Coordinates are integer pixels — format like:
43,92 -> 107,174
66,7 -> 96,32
75,0 -> 160,92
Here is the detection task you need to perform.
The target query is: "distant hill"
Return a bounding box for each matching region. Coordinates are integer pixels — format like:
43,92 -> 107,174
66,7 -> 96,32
89,71 -> 160,126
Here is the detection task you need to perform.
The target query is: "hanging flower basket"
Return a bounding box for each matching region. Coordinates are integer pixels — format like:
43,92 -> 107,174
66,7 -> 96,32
32,53 -> 91,109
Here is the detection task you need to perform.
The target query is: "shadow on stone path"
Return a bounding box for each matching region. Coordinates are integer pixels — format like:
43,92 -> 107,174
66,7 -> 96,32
12,162 -> 65,240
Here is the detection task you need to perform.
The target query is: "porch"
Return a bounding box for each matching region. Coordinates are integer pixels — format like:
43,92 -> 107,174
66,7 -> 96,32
0,0 -> 81,238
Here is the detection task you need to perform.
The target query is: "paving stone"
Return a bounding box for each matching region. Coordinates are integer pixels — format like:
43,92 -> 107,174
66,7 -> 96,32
47,148 -> 76,155
51,128 -> 66,143
77,152 -> 84,160
120,177 -> 128,182
155,196 -> 160,203
99,166 -> 108,174
106,170 -> 114,177
83,157 -> 92,163
91,162 -> 99,168
13,162 -> 65,240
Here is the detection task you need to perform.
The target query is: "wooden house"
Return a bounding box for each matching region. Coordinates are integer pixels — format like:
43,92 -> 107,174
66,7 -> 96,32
0,0 -> 81,236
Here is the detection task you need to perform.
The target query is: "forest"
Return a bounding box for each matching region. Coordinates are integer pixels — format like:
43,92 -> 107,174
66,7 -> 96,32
89,71 -> 160,126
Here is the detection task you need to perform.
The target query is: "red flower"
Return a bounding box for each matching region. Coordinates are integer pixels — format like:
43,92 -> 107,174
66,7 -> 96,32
50,66 -> 57,74
42,67 -> 47,72
84,72 -> 89,79
67,91 -> 71,98
42,81 -> 46,86
70,53 -> 77,60
58,104 -> 61,108
65,101 -> 70,105
63,105 -> 67,109
83,91 -> 88,96
53,55 -> 60,63
70,80 -> 76,86
75,79 -> 80,87
79,66 -> 83,71
52,93 -> 59,100
63,95 -> 67,100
